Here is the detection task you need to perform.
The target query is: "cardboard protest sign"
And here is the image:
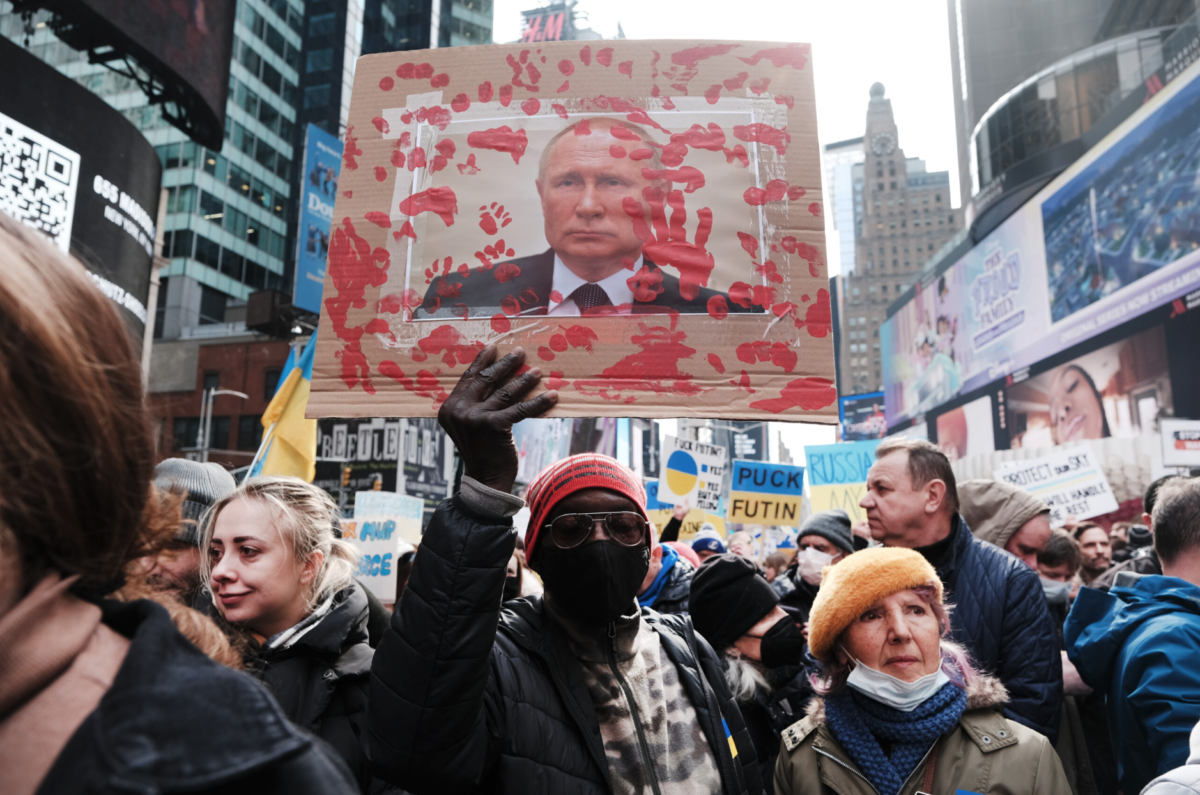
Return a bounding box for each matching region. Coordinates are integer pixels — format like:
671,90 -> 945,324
728,460 -> 804,523
804,440 -> 881,523
646,479 -> 725,542
345,490 -> 424,602
308,40 -> 835,421
657,435 -> 725,510
1161,418 -> 1200,468
994,446 -> 1118,527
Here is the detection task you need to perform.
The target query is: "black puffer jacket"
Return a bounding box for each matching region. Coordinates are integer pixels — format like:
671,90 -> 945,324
736,665 -> 813,795
249,582 -> 384,793
38,599 -> 358,795
368,496 -> 764,795
931,515 -> 1063,743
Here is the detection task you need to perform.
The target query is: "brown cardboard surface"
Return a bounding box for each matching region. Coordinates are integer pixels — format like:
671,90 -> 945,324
309,40 -> 835,422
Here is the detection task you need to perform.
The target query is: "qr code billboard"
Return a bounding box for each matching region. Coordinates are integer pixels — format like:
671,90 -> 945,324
0,111 -> 80,253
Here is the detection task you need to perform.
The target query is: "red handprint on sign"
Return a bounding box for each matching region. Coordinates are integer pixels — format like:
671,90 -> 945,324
621,187 -> 715,301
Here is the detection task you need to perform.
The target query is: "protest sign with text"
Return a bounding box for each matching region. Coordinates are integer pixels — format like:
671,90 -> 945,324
308,40 -> 835,422
346,490 -> 424,602
994,446 -> 1118,526
729,460 -> 804,524
804,440 -> 881,523
1161,418 -> 1200,468
646,480 -> 727,542
657,436 -> 725,511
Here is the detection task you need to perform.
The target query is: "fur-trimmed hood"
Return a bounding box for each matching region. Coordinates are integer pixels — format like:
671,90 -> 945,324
802,671 -> 1009,726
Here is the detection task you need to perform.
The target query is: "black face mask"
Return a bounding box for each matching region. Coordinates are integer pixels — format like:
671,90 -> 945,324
536,540 -> 649,626
503,573 -> 521,602
759,616 -> 807,670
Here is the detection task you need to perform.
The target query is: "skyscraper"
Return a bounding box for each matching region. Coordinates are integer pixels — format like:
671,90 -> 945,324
837,84 -> 962,395
822,136 -> 865,278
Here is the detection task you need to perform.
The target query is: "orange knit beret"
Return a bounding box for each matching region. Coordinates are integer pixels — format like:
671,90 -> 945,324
807,547 -> 943,663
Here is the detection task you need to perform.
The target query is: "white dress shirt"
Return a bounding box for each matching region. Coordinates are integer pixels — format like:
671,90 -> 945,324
547,254 -> 640,316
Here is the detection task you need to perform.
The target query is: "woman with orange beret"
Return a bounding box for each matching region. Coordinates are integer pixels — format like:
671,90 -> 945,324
774,547 -> 1070,795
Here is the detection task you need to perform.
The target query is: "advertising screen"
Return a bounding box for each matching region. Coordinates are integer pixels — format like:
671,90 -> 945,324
1006,325 -> 1172,449
934,393 -> 995,461
884,58 -> 1200,428
839,392 -> 886,441
73,0 -> 235,148
295,124 -> 343,314
0,39 -> 161,339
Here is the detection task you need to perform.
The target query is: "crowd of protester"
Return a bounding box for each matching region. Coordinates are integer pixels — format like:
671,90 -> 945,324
9,211 -> 1200,795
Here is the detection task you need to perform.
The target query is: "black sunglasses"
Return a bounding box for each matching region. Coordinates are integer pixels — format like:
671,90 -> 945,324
544,511 -> 648,549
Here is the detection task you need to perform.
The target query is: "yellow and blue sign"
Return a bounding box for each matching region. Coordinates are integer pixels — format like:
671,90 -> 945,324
657,436 -> 725,511
804,440 -> 881,523
646,481 -> 726,542
729,460 -> 805,524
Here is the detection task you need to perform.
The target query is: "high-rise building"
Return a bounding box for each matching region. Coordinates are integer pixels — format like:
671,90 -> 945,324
365,0 -> 492,53
837,84 -> 963,395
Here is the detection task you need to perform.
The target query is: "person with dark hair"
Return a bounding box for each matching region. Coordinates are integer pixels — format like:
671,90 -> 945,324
775,548 -> 1069,795
690,554 -> 812,793
1073,523 -> 1112,587
1068,477 -> 1200,794
0,214 -> 356,795
368,346 -> 763,795
858,438 -> 1063,742
1038,531 -> 1082,586
1048,364 -> 1112,444
1092,475 -> 1180,591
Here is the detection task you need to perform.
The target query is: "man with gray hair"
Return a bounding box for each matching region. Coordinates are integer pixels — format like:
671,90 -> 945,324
419,116 -> 744,318
144,458 -> 237,604
859,437 -> 1063,742
1068,476 -> 1200,794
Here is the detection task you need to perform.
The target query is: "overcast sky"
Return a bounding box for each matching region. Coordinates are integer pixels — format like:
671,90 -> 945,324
491,0 -> 960,460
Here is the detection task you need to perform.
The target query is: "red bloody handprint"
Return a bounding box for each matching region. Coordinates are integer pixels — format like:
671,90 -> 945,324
621,187 -> 715,301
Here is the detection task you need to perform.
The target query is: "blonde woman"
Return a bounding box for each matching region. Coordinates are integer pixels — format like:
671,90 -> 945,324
201,477 -> 379,793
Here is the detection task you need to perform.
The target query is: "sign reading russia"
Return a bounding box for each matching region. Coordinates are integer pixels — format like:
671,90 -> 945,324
729,460 -> 804,524
804,440 -> 881,523
657,435 -> 725,511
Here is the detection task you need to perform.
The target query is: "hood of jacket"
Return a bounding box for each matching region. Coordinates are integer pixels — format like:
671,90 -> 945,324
801,670 -> 1010,726
259,581 -> 371,670
958,479 -> 1048,551
1067,575 -> 1200,693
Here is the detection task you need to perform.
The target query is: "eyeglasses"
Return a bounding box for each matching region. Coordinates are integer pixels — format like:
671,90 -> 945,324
544,511 -> 648,549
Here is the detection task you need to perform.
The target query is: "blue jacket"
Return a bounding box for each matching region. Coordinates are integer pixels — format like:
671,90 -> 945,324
932,515 -> 1063,742
1066,575 -> 1200,794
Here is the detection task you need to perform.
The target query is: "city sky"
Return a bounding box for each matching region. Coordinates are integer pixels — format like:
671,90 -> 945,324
491,0 -> 961,458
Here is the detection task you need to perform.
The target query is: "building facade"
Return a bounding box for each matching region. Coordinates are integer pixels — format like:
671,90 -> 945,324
822,136 -> 865,278
837,84 -> 962,395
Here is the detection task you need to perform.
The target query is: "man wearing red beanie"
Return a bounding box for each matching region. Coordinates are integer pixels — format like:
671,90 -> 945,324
369,346 -> 763,795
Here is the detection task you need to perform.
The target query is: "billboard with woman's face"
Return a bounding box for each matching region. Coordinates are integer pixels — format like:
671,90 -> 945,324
1006,325 -> 1172,449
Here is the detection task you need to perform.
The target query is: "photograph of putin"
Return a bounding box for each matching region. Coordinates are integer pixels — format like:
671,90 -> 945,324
417,117 -> 752,318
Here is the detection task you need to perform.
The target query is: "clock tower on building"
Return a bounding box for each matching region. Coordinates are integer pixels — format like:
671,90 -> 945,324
836,83 -> 963,399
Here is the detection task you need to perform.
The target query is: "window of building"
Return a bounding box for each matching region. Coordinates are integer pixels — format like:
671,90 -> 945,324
199,190 -> 224,223
199,286 -> 227,325
309,12 -> 337,36
264,367 -> 282,398
220,250 -> 245,281
206,417 -> 231,450
304,84 -> 331,109
195,235 -> 221,269
935,194 -> 941,202
260,62 -> 283,94
224,205 -> 248,238
171,229 -> 194,259
307,48 -> 334,73
237,414 -> 264,450
203,371 -> 220,392
173,417 -> 202,451
154,277 -> 168,339
947,215 -> 954,224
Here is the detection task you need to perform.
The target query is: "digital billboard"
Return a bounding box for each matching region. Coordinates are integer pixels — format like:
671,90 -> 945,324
0,39 -> 162,339
839,392 -> 887,441
295,124 -> 342,314
64,0 -> 236,149
884,58 -> 1200,428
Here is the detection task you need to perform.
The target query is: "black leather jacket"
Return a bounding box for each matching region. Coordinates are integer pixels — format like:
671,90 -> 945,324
37,599 -> 358,795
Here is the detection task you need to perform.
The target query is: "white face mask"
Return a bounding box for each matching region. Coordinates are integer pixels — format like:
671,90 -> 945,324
844,655 -> 950,711
796,547 -> 835,586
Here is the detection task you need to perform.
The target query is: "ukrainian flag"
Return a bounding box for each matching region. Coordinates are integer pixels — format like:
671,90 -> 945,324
249,330 -> 318,481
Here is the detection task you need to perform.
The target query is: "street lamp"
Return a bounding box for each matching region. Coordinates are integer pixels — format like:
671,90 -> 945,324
196,388 -> 250,463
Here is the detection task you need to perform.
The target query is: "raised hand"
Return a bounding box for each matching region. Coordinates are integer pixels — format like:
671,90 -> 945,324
622,187 -> 715,300
437,345 -> 558,493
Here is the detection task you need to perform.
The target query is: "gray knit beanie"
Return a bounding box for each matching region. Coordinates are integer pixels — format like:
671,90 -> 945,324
797,509 -> 855,554
154,458 -> 238,544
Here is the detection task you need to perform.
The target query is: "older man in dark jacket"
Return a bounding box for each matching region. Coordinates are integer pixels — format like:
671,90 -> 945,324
859,437 -> 1063,743
368,346 -> 763,795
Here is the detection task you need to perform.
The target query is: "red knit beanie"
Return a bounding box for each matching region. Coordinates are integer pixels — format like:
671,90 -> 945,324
524,454 -> 648,560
